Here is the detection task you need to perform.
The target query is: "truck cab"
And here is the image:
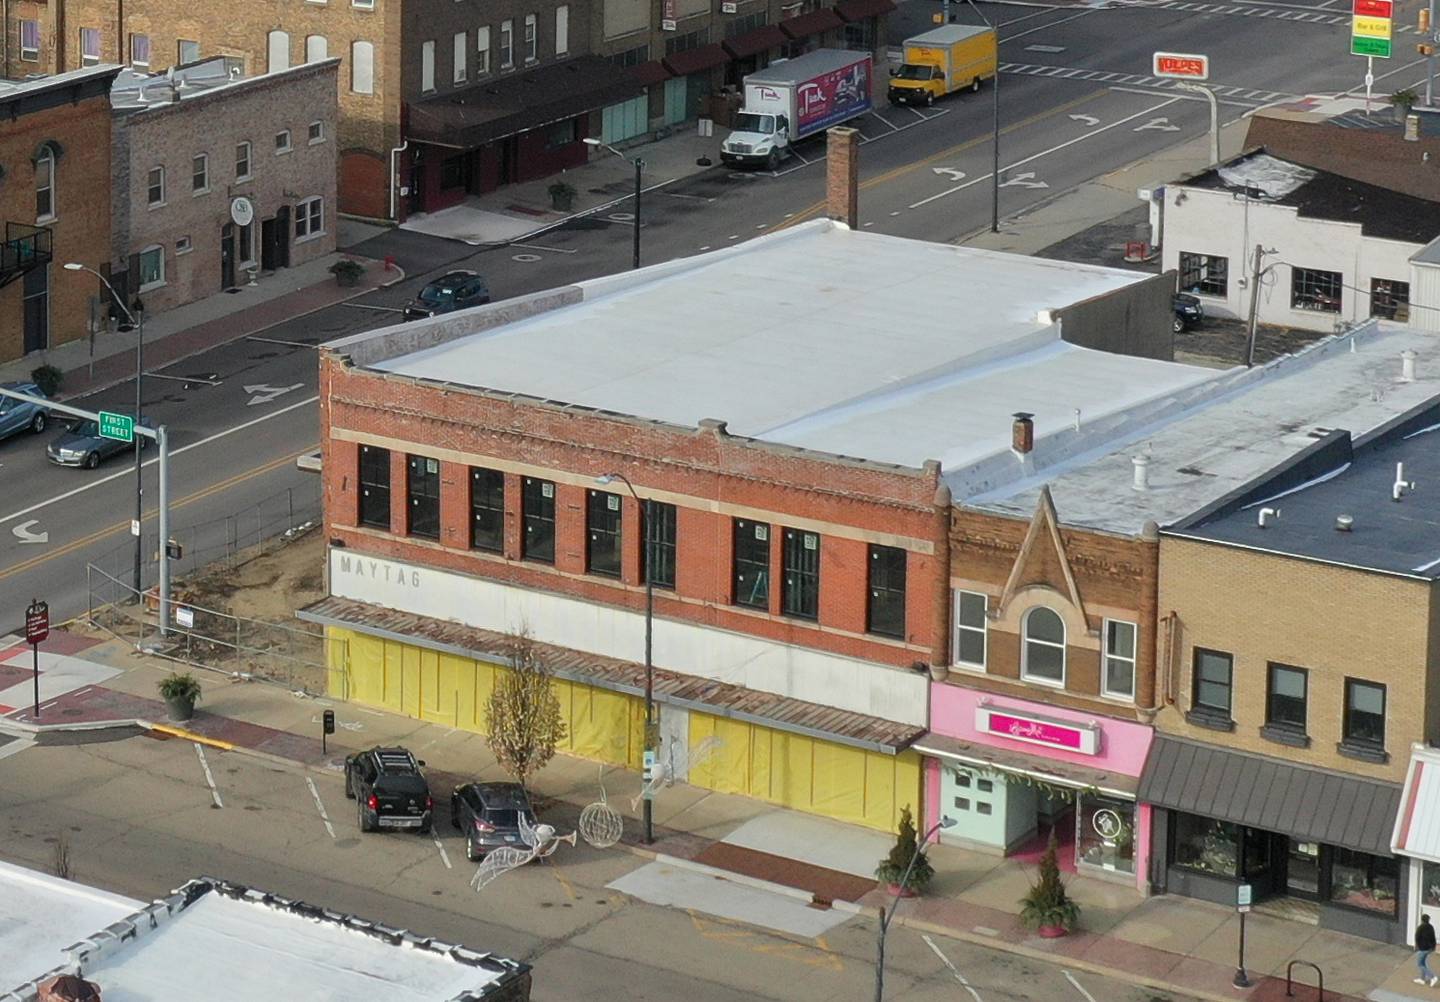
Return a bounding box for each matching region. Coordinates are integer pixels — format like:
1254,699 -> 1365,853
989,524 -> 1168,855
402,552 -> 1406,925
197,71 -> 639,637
888,62 -> 946,106
721,111 -> 791,169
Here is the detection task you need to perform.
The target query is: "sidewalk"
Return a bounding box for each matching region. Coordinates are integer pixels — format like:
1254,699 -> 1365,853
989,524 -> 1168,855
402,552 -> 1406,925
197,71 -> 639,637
0,628 -> 1426,1002
400,126 -> 724,246
0,253 -> 403,401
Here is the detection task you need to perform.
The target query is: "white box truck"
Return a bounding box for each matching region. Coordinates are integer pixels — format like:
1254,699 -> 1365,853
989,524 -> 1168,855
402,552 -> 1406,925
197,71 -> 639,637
720,49 -> 873,169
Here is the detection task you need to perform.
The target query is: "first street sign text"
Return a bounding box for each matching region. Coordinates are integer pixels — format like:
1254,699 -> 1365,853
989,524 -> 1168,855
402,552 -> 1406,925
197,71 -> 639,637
98,411 -> 135,443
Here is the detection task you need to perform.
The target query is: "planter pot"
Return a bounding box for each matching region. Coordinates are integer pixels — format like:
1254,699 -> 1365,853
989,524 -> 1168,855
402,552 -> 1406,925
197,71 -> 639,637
885,883 -> 918,898
929,664 -> 950,682
1037,925 -> 1068,939
335,273 -> 359,288
551,193 -> 575,212
165,695 -> 195,722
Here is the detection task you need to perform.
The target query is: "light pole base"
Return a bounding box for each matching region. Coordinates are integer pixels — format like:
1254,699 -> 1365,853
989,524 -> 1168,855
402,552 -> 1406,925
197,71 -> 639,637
1231,969 -> 1252,989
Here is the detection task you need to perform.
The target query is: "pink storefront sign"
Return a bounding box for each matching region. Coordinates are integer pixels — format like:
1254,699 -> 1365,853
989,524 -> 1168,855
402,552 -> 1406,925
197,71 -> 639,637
975,704 -> 1100,755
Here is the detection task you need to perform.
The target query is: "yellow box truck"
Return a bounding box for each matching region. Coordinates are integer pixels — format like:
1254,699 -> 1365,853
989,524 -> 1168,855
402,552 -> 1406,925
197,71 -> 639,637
888,24 -> 997,107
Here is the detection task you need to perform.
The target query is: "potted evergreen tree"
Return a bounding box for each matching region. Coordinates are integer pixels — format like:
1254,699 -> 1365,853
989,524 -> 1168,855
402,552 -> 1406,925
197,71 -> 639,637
548,180 -> 577,212
329,258 -> 366,288
157,672 -> 202,722
875,805 -> 934,897
1019,832 -> 1080,937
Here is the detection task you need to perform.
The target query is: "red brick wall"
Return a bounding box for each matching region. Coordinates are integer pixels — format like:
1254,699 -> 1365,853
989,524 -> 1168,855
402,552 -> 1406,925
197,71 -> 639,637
321,357 -> 945,668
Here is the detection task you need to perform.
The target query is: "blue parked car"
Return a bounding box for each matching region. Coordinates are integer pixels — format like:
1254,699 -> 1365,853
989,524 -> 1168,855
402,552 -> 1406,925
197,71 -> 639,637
0,381 -> 51,442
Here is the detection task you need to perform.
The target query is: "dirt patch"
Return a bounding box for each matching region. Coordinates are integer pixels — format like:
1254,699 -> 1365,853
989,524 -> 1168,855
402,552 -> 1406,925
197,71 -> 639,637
181,528 -> 326,624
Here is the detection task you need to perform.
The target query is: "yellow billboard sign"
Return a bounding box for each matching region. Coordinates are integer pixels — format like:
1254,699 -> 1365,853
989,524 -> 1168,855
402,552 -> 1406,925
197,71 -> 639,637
1352,14 -> 1393,37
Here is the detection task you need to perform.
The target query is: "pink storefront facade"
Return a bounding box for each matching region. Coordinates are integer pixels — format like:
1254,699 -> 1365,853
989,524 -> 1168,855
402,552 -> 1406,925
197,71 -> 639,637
917,683 -> 1155,890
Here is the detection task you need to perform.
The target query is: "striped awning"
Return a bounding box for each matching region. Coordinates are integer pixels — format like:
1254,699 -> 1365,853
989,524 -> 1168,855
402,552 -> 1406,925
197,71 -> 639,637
1394,746 -> 1440,862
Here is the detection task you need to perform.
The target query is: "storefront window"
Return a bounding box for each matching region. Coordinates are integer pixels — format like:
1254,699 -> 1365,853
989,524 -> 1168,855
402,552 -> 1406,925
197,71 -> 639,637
1077,794 -> 1135,874
1423,861 -> 1440,911
1173,813 -> 1239,877
1329,848 -> 1399,915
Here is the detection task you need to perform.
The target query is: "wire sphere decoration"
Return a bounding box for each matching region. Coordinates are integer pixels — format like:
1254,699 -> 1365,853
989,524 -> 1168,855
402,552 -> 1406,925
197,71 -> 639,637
579,799 -> 625,849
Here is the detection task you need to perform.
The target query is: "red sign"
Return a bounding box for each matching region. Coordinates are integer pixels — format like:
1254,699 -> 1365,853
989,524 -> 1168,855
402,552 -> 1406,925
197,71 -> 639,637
25,600 -> 48,646
1353,0 -> 1392,17
975,704 -> 1100,755
1152,51 -> 1210,80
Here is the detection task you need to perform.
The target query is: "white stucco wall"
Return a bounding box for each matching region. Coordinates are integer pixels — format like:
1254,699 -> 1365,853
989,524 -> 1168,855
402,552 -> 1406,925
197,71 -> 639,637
328,548 -> 929,726
1161,186 -> 1426,332
1410,261 -> 1440,333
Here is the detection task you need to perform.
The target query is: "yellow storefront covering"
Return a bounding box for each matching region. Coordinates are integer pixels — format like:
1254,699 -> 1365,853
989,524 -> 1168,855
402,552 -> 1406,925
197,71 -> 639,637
329,627 -> 918,832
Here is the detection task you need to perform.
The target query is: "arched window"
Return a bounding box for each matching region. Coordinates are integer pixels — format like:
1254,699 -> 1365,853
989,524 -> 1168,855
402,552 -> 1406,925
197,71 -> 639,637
305,35 -> 328,62
351,40 -> 374,94
34,146 -> 54,220
1021,607 -> 1066,685
267,30 -> 290,73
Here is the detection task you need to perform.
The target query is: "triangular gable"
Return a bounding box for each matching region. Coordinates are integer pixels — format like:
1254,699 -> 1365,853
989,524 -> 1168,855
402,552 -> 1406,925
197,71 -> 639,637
998,486 -> 1086,619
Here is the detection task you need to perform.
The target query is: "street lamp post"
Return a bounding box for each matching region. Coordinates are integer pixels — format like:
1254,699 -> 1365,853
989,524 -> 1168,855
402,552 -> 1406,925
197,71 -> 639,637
63,262 -> 145,596
596,471 -> 654,844
875,816 -> 956,1002
583,138 -> 644,270
963,0 -> 1001,233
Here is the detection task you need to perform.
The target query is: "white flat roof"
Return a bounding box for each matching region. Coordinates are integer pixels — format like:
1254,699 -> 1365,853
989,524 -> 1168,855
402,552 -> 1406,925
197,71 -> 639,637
373,220 -> 1213,480
969,322 -> 1440,533
0,860 -> 141,988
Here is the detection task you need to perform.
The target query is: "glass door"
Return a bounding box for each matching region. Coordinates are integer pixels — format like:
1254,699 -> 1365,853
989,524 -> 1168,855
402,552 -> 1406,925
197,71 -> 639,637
1286,839 -> 1322,899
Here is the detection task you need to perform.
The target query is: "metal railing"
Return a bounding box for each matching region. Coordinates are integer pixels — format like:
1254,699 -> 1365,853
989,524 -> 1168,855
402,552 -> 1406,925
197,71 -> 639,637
86,562 -> 344,696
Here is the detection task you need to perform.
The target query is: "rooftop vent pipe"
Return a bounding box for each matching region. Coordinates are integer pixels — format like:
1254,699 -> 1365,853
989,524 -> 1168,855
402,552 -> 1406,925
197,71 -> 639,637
1336,514 -> 1354,532
1132,454 -> 1150,491
1393,462 -> 1417,501
1402,349 -> 1417,382
1257,507 -> 1278,528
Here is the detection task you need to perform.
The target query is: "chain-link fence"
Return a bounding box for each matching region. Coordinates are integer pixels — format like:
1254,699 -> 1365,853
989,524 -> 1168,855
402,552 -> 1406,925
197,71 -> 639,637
87,562 -> 344,695
90,481 -> 321,593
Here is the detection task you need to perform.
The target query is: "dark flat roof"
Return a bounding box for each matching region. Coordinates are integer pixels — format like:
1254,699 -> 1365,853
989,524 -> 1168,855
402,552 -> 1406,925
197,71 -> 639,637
1169,398 -> 1440,579
407,56 -> 641,148
1185,149 -> 1440,244
1139,734 -> 1400,855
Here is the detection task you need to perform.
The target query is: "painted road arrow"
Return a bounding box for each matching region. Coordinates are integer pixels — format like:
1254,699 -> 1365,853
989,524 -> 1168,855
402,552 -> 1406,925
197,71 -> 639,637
931,167 -> 967,181
243,383 -> 304,407
1135,117 -> 1181,133
12,520 -> 48,544
1069,114 -> 1101,126
999,172 -> 1050,189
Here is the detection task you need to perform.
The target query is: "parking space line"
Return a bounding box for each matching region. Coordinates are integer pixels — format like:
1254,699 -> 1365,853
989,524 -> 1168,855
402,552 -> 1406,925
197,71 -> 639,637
0,738 -> 35,762
305,777 -> 336,839
432,831 -> 453,869
1064,970 -> 1099,1002
922,935 -> 983,1002
194,743 -> 223,809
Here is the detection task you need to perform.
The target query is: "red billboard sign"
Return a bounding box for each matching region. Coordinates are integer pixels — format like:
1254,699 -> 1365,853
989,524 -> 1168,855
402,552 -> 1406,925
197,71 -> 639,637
25,600 -> 48,646
1152,51 -> 1210,79
1353,0 -> 1393,17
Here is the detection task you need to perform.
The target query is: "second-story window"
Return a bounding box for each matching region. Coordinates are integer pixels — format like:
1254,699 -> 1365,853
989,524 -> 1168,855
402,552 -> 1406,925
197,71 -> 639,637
521,477 -> 555,563
953,590 -> 987,668
470,467 -> 504,552
358,445 -> 391,529
130,32 -> 150,68
500,20 -> 514,68
1103,620 -> 1137,700
235,141 -> 252,181
19,20 -> 39,61
1021,607 -> 1065,685
587,490 -> 622,577
80,28 -> 101,66
406,455 -> 440,539
421,39 -> 436,92
35,147 -> 54,220
733,519 -> 770,609
644,501 -> 676,590
453,31 -> 467,83
781,528 -> 819,619
1265,663 -> 1308,737
1191,648 -> 1233,724
867,544 -> 906,639
1343,678 -> 1386,756
524,14 -> 537,61
146,166 -> 165,207
192,154 -> 209,194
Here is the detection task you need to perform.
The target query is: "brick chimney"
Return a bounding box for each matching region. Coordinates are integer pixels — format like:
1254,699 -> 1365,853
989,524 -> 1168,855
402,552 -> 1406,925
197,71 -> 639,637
825,127 -> 859,229
1012,412 -> 1034,455
39,975 -> 101,1002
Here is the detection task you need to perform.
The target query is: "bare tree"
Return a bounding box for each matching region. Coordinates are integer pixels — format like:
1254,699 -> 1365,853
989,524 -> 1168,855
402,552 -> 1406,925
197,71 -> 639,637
52,832 -> 72,880
485,632 -> 567,789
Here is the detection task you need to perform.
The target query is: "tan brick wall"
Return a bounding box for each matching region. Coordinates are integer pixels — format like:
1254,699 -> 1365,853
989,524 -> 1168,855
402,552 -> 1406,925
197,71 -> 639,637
0,85 -> 113,362
1156,535 -> 1435,783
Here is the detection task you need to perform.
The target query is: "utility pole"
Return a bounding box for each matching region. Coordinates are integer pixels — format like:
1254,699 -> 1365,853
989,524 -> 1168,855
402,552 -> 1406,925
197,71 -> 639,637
963,0 -> 1001,233
1245,242 -> 1264,368
1422,4 -> 1436,107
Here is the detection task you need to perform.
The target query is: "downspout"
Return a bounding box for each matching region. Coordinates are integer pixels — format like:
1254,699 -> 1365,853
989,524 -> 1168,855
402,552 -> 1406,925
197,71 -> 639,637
389,139 -> 408,221
3,0 -> 9,74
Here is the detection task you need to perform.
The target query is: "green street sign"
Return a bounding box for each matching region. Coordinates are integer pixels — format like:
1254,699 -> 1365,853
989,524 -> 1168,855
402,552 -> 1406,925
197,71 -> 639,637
98,411 -> 135,443
1351,35 -> 1392,56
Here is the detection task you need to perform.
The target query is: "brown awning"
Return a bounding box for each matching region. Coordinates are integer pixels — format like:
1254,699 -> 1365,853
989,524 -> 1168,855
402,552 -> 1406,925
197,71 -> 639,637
723,25 -> 787,59
836,0 -> 896,20
406,56 -> 642,149
662,43 -> 730,77
779,9 -> 844,38
628,59 -> 673,87
299,595 -> 926,754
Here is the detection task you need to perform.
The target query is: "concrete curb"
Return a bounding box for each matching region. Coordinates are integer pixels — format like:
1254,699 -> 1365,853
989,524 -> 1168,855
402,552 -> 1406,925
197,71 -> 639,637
140,720 -> 236,751
0,715 -> 145,736
646,852 -> 867,915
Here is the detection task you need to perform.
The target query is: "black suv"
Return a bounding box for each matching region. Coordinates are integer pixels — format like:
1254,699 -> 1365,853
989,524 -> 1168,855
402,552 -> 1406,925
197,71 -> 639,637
344,747 -> 433,833
1173,292 -> 1204,333
403,270 -> 490,320
450,782 -> 537,861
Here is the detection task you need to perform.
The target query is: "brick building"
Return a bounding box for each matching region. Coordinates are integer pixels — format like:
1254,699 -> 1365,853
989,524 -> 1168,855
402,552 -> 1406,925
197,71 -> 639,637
302,142 -> 1187,831
109,59 -> 338,314
1117,332 -> 1440,943
0,65 -> 117,363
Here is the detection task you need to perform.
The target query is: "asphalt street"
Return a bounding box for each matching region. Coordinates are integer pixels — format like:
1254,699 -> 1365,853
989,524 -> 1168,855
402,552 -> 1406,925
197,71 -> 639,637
0,729 -> 1199,1002
0,0 -> 1411,631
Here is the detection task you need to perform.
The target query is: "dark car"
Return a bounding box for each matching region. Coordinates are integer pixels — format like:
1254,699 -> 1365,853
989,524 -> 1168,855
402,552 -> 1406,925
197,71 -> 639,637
450,781 -> 537,860
46,415 -> 155,469
344,746 -> 433,833
0,381 -> 50,443
403,270 -> 490,320
1173,292 -> 1204,333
